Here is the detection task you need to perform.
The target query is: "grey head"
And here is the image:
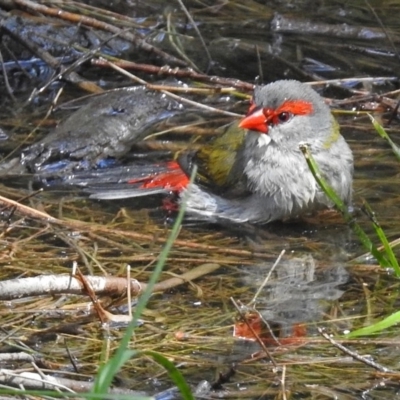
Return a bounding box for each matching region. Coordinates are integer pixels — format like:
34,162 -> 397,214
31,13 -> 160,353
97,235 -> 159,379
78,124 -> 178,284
250,80 -> 334,149
238,80 -> 353,221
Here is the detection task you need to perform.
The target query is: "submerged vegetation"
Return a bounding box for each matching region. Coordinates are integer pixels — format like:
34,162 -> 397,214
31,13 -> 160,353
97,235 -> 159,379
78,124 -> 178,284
0,0 -> 400,399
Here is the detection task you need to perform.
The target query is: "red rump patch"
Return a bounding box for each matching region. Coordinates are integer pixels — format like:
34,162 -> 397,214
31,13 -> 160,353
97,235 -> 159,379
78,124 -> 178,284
128,161 -> 189,193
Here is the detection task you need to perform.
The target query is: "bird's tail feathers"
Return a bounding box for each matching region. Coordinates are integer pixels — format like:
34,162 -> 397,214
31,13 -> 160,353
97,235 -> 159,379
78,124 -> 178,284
59,161 -> 189,200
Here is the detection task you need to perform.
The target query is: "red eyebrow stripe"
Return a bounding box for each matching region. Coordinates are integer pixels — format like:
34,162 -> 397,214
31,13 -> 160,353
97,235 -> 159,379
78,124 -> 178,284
276,100 -> 313,115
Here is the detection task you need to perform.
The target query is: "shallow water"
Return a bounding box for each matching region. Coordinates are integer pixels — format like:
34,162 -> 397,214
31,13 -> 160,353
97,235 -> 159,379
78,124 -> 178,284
0,0 -> 400,398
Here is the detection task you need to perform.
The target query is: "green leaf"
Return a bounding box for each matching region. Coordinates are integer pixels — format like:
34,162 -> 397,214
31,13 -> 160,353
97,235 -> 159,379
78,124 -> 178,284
143,350 -> 194,400
345,310 -> 400,338
91,167 -> 197,395
369,114 -> 400,161
362,201 -> 400,276
299,144 -> 391,269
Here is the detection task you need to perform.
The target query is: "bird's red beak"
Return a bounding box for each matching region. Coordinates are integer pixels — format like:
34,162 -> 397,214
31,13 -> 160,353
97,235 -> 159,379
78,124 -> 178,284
238,108 -> 268,133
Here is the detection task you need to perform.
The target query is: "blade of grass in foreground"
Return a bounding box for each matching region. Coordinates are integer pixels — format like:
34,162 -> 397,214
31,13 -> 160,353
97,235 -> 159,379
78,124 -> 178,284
369,114 -> 400,161
345,310 -> 400,338
361,201 -> 400,275
91,168 -> 197,400
299,144 -> 393,271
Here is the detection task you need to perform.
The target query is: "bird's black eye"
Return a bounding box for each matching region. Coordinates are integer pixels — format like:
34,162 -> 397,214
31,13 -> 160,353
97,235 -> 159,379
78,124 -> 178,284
277,112 -> 291,123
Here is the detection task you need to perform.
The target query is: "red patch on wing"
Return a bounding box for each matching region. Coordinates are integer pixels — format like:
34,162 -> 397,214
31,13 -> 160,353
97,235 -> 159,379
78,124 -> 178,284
128,161 -> 189,193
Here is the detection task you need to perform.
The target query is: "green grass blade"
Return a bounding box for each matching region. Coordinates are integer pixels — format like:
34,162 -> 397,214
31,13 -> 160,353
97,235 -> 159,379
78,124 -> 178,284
143,350 -> 195,400
362,201 -> 400,276
299,144 -> 391,269
92,167 -> 197,396
345,310 -> 400,338
94,350 -> 136,392
369,114 -> 400,161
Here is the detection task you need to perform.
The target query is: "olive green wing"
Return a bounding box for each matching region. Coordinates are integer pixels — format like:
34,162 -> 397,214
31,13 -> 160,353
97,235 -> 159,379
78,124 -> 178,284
191,121 -> 248,194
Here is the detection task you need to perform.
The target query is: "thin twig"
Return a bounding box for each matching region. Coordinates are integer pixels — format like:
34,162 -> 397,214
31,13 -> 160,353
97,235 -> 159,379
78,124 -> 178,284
280,365 -> 287,400
249,249 -> 285,305
13,0 -> 187,67
101,58 -> 242,117
0,194 -> 270,258
231,297 -> 279,369
0,48 -> 16,101
176,0 -> 212,73
91,57 -> 255,91
318,327 -> 395,373
364,0 -> 400,61
0,18 -> 103,96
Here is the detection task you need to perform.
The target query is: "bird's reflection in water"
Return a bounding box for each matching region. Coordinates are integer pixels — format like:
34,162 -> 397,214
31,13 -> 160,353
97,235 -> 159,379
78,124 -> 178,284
232,254 -> 348,354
